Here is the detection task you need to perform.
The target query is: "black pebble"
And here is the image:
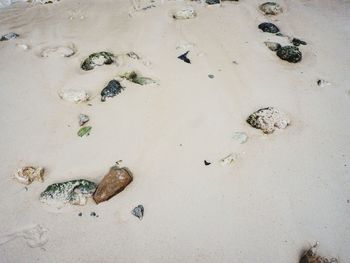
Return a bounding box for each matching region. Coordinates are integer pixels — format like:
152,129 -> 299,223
101,80 -> 124,102
292,38 -> 307,46
276,46 -> 302,63
90,212 -> 96,217
204,160 -> 211,166
78,212 -> 82,217
178,51 -> 191,64
258,22 -> 280,34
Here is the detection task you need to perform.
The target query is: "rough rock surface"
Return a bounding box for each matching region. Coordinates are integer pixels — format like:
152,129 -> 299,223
40,179 -> 97,208
276,46 -> 302,63
259,2 -> 283,15
93,166 -> 133,204
81,51 -> 115,71
247,107 -> 290,134
78,114 -> 89,126
101,80 -> 124,102
173,7 -> 197,19
58,89 -> 89,103
132,205 -> 144,220
258,22 -> 280,33
0,32 -> 19,41
14,166 -> 45,185
300,243 -> 338,263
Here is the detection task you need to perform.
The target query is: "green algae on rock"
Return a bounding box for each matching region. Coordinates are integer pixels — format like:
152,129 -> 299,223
276,46 -> 302,63
259,2 -> 282,15
81,51 -> 115,71
77,126 -> 92,137
119,71 -> 156,85
40,179 -> 97,208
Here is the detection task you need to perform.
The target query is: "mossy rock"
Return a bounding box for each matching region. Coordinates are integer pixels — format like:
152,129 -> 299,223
258,22 -> 279,33
276,46 -> 302,63
81,51 -> 115,71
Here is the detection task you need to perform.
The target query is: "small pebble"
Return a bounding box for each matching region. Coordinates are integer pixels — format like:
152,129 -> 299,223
208,74 -> 214,79
78,212 -> 82,217
132,205 -> 144,220
317,79 -> 331,88
90,212 -> 96,217
204,160 -> 211,166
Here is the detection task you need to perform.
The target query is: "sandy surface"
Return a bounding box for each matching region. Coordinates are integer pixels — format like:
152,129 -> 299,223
0,0 -> 350,262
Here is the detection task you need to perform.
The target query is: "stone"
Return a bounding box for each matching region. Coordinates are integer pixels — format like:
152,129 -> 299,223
206,0 -> 220,5
119,71 -> 156,85
58,89 -> 89,103
178,51 -> 191,64
81,51 -> 115,71
77,126 -> 92,137
78,114 -> 89,126
204,160 -> 211,166
232,132 -> 248,144
259,2 -> 283,15
208,74 -> 215,79
100,80 -> 124,102
247,107 -> 290,134
40,46 -> 75,58
173,7 -> 197,20
258,22 -> 279,33
93,166 -> 133,204
264,41 -> 281,51
40,179 -> 97,208
317,79 -> 331,88
14,166 -> 45,185
291,38 -> 307,46
300,243 -> 338,263
132,205 -> 144,220
0,32 -> 19,41
276,46 -> 302,63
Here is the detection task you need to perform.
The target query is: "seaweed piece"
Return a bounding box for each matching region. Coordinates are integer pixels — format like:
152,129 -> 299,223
178,51 -> 191,64
119,71 -> 156,85
276,46 -> 302,63
258,22 -> 280,33
77,126 -> 92,137
100,80 -> 124,102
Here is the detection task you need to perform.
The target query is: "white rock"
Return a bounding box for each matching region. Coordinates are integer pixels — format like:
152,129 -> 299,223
58,89 -> 89,103
14,166 -> 45,185
173,7 -> 197,19
233,132 -> 248,144
41,46 -> 75,58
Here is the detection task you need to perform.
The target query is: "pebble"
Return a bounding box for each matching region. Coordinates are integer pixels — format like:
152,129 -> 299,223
81,51 -> 115,71
101,80 -> 124,102
79,114 -> 89,126
132,205 -> 144,220
58,89 -> 89,103
264,41 -> 281,51
276,46 -> 302,63
173,7 -> 197,20
232,132 -> 248,144
259,2 -> 283,15
0,32 -> 19,41
208,74 -> 215,79
14,166 -> 45,185
258,22 -> 280,33
299,242 -> 338,263
291,38 -> 307,46
40,46 -> 75,58
317,79 -> 331,88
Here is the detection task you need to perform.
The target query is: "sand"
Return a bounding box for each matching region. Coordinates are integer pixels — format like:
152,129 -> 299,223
0,0 -> 349,262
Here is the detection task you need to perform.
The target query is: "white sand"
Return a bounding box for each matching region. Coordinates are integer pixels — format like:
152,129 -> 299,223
0,0 -> 350,262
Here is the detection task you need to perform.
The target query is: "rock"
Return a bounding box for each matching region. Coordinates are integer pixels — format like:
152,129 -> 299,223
119,71 -> 156,85
220,153 -> 237,165
300,242 -> 338,263
58,89 -> 89,103
14,166 -> 45,185
247,107 -> 290,134
16,43 -> 29,50
259,2 -> 283,15
126,51 -> 140,60
258,22 -> 280,33
276,46 -> 302,63
40,46 -> 75,58
93,166 -> 133,204
204,160 -> 211,166
173,7 -> 197,20
0,32 -> 19,41
317,79 -> 331,88
264,41 -> 281,51
78,114 -> 89,126
208,74 -> 215,79
232,132 -> 248,144
132,205 -> 144,220
40,179 -> 97,208
81,51 -> 115,71
101,80 -> 124,102
291,38 -> 307,46
206,0 -> 220,5
178,51 -> 191,64
32,0 -> 60,4
77,126 -> 92,137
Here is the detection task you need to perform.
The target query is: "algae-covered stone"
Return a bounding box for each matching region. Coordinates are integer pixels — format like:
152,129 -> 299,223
264,41 -> 281,51
259,2 -> 282,15
120,71 -> 156,85
101,80 -> 124,102
14,166 -> 45,185
0,32 -> 19,41
40,179 -> 97,208
247,107 -> 290,134
291,38 -> 307,46
276,46 -> 302,63
258,22 -> 279,33
81,51 -> 115,71
173,7 -> 197,20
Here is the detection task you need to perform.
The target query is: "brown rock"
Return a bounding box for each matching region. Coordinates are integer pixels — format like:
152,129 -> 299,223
93,166 -> 133,204
299,243 -> 338,263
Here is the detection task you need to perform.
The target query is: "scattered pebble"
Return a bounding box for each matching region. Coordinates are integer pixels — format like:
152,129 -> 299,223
77,126 -> 92,137
78,114 -> 89,126
40,179 -> 97,208
81,51 -> 115,71
208,74 -> 215,79
299,242 -> 338,263
173,7 -> 197,20
247,107 -> 290,134
232,132 -> 248,144
93,166 -> 133,204
259,2 -> 283,15
291,38 -> 307,46
126,51 -> 140,60
178,51 -> 191,64
258,22 -> 280,33
132,205 -> 144,220
204,160 -> 211,166
264,41 -> 281,51
276,46 -> 302,63
40,46 -> 75,58
119,71 -> 157,85
220,153 -> 237,166
317,79 -> 331,88
58,89 -> 89,103
78,212 -> 82,217
0,32 -> 19,41
206,0 -> 220,5
14,166 -> 45,185
90,212 -> 96,217
101,80 -> 124,102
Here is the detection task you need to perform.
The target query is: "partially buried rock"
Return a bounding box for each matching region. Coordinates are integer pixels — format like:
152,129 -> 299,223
78,114 -> 89,126
40,179 -> 97,208
317,79 -> 331,88
276,46 -> 302,63
258,22 -> 279,33
81,51 -> 115,71
132,205 -> 144,220
206,0 -> 220,5
173,7 -> 197,20
0,32 -> 19,41
40,46 -> 75,58
119,71 -> 156,85
299,242 -> 338,263
14,166 -> 45,185
93,166 -> 133,204
58,89 -> 89,103
101,80 -> 124,102
259,2 -> 283,15
291,38 -> 307,46
247,107 -> 290,134
264,41 -> 281,51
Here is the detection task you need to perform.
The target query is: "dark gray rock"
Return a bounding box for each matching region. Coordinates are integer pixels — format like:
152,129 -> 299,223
258,22 -> 279,33
276,46 -> 302,63
101,80 -> 124,102
0,32 -> 19,41
132,205 -> 144,220
291,38 -> 307,46
178,51 -> 191,64
81,52 -> 115,71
